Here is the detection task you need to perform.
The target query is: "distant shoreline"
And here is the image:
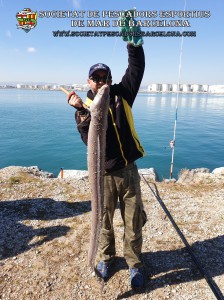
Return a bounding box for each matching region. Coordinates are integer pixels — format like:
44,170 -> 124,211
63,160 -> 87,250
0,87 -> 223,95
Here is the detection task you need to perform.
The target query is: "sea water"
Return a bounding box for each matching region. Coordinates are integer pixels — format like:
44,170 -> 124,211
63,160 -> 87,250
0,89 -> 223,179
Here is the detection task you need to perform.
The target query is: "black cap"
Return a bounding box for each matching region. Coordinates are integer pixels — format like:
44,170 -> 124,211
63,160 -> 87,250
88,63 -> 111,78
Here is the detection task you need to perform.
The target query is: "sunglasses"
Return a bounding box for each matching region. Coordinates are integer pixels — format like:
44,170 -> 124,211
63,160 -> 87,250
89,75 -> 111,83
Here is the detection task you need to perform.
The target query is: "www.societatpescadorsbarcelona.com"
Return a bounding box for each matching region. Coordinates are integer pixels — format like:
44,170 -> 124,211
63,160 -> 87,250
52,30 -> 196,37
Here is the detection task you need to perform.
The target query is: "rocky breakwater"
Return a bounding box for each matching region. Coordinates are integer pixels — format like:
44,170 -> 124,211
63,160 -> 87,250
0,165 -> 224,300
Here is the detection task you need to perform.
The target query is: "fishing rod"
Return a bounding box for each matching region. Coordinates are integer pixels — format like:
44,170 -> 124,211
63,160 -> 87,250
141,174 -> 224,300
169,0 -> 186,179
60,86 -> 90,111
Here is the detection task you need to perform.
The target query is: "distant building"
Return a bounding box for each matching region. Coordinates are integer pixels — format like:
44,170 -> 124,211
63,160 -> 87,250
182,84 -> 191,93
202,84 -> 209,93
162,83 -> 172,92
209,85 -> 224,93
191,84 -> 202,93
148,83 -> 162,92
72,84 -> 83,91
11,82 -> 224,94
172,83 -> 179,92
147,83 -> 224,94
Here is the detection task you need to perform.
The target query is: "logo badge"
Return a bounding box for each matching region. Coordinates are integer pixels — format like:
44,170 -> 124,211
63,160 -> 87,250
16,8 -> 37,33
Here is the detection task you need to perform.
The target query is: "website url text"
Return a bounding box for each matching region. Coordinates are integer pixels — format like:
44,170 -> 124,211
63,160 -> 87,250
52,30 -> 196,37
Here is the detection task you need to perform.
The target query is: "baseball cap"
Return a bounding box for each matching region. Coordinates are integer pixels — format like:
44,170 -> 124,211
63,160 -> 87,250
88,63 -> 112,78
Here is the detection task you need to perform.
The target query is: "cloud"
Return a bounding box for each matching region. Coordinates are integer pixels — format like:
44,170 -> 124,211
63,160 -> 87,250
27,47 -> 37,53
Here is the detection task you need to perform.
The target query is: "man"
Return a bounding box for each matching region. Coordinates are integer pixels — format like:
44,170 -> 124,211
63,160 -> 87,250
68,32 -> 147,289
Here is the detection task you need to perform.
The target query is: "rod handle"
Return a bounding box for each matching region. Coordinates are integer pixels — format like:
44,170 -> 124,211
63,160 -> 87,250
60,87 -> 89,110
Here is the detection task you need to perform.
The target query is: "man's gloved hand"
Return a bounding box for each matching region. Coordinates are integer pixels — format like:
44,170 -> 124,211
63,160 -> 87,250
119,9 -> 144,47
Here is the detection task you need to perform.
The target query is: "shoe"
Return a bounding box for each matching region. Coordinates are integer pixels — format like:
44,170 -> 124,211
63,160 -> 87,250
130,268 -> 144,288
95,261 -> 113,280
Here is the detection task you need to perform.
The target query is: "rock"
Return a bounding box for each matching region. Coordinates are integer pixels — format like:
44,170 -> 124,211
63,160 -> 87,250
58,168 -> 160,181
57,170 -> 89,179
164,178 -> 177,183
212,167 -> 224,175
192,168 -> 210,173
40,171 -> 55,178
138,168 -> 159,182
0,166 -> 56,180
0,166 -> 25,180
177,168 -> 210,184
27,166 -> 40,172
26,166 -> 55,178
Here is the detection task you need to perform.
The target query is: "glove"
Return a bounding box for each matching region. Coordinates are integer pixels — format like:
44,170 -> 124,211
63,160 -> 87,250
119,9 -> 144,47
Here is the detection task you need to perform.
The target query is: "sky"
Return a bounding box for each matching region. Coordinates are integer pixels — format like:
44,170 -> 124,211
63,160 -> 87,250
0,0 -> 224,86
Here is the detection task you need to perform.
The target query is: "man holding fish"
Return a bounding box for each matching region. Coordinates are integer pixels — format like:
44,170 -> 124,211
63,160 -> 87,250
68,13 -> 147,289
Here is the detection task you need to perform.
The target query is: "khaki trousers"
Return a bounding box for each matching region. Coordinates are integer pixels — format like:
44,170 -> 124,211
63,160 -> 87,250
99,162 -> 147,268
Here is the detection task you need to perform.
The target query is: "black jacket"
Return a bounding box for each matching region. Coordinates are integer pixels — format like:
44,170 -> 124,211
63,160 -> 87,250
76,44 -> 145,172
